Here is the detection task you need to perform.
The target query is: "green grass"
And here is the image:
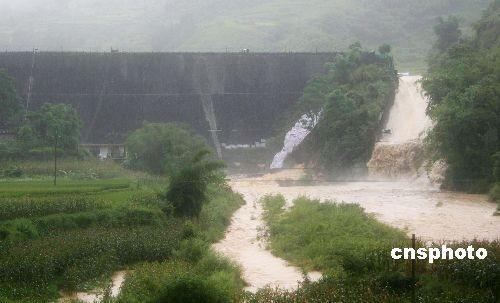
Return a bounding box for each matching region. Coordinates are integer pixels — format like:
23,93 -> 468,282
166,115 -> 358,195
0,178 -> 132,198
257,195 -> 500,302
115,255 -> 244,303
1,159 -> 141,180
0,160 -> 245,302
261,195 -> 407,275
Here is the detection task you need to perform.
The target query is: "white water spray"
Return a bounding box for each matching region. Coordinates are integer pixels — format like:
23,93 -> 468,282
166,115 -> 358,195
270,113 -> 320,169
368,75 -> 433,179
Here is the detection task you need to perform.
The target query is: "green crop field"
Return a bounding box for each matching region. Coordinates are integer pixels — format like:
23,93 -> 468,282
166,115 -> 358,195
0,160 -> 244,302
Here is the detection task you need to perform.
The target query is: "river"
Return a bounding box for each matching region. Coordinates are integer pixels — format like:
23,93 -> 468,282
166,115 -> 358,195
213,171 -> 500,291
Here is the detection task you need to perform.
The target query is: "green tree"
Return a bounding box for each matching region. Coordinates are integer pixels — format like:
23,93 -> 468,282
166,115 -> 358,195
125,122 -> 209,175
18,103 -> 82,153
422,1 -> 500,192
433,16 -> 462,53
166,150 -> 225,218
0,69 -> 22,129
378,44 -> 391,55
292,43 -> 397,173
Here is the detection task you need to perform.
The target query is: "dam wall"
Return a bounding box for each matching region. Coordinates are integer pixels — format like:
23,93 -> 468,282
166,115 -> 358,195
0,52 -> 337,144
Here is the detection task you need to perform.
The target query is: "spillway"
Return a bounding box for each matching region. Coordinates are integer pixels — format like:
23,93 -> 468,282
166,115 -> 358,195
367,75 -> 433,179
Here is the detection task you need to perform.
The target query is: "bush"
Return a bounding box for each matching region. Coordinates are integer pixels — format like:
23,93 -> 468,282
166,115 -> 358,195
166,150 -> 225,218
125,122 -> 208,175
117,255 -> 243,303
18,103 -> 82,154
261,195 -> 406,274
158,275 -> 231,303
0,219 -> 39,243
0,140 -> 21,161
375,271 -> 414,293
1,166 -> 23,178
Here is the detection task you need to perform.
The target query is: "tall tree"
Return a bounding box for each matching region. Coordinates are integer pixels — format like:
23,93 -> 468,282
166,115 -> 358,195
18,103 -> 82,153
125,122 -> 208,175
422,1 -> 500,192
433,16 -> 462,53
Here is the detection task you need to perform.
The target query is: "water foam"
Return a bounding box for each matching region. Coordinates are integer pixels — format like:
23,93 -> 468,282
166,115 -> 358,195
270,113 -> 320,169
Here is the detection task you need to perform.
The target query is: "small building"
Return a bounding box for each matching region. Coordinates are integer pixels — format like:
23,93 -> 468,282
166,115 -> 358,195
80,144 -> 126,160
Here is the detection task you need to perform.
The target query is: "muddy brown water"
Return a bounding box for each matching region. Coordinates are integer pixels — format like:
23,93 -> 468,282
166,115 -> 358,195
214,172 -> 499,292
58,271 -> 127,303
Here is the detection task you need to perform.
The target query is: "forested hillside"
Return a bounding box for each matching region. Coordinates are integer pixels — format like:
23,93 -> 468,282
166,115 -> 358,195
422,0 -> 500,202
0,0 -> 490,71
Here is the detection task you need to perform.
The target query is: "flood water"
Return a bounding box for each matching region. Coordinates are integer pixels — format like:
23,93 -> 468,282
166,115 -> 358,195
213,171 -> 499,291
59,271 -> 127,303
214,75 -> 499,291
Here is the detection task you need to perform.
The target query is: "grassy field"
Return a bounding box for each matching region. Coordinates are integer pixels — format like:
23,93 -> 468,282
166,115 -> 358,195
255,195 -> 499,302
0,160 -> 245,302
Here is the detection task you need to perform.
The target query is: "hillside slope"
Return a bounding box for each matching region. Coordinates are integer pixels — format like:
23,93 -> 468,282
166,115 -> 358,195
0,0 -> 490,71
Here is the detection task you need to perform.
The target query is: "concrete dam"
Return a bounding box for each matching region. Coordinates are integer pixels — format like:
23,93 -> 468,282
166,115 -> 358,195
0,52 -> 337,151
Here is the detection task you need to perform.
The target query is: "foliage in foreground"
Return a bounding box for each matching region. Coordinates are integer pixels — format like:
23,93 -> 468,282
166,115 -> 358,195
259,195 -> 499,302
0,170 -> 245,302
115,245 -> 244,303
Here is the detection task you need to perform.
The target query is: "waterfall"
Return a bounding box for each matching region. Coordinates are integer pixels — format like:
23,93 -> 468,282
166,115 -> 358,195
201,95 -> 223,159
367,75 -> 432,178
270,113 -> 320,169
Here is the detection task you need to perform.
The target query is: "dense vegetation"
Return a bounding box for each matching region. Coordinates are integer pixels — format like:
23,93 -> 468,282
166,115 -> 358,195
0,160 -> 244,302
253,195 -> 499,302
261,195 -> 406,274
290,43 -> 397,174
0,102 -> 84,161
422,0 -> 500,203
166,150 -> 225,218
125,122 -> 208,175
1,0 -> 491,72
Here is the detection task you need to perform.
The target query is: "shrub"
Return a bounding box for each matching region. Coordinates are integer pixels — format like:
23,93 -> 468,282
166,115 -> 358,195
125,122 -> 208,175
166,150 -> 225,218
157,275 -> 231,303
261,195 -> 406,274
0,219 -> 39,243
1,166 -> 23,178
